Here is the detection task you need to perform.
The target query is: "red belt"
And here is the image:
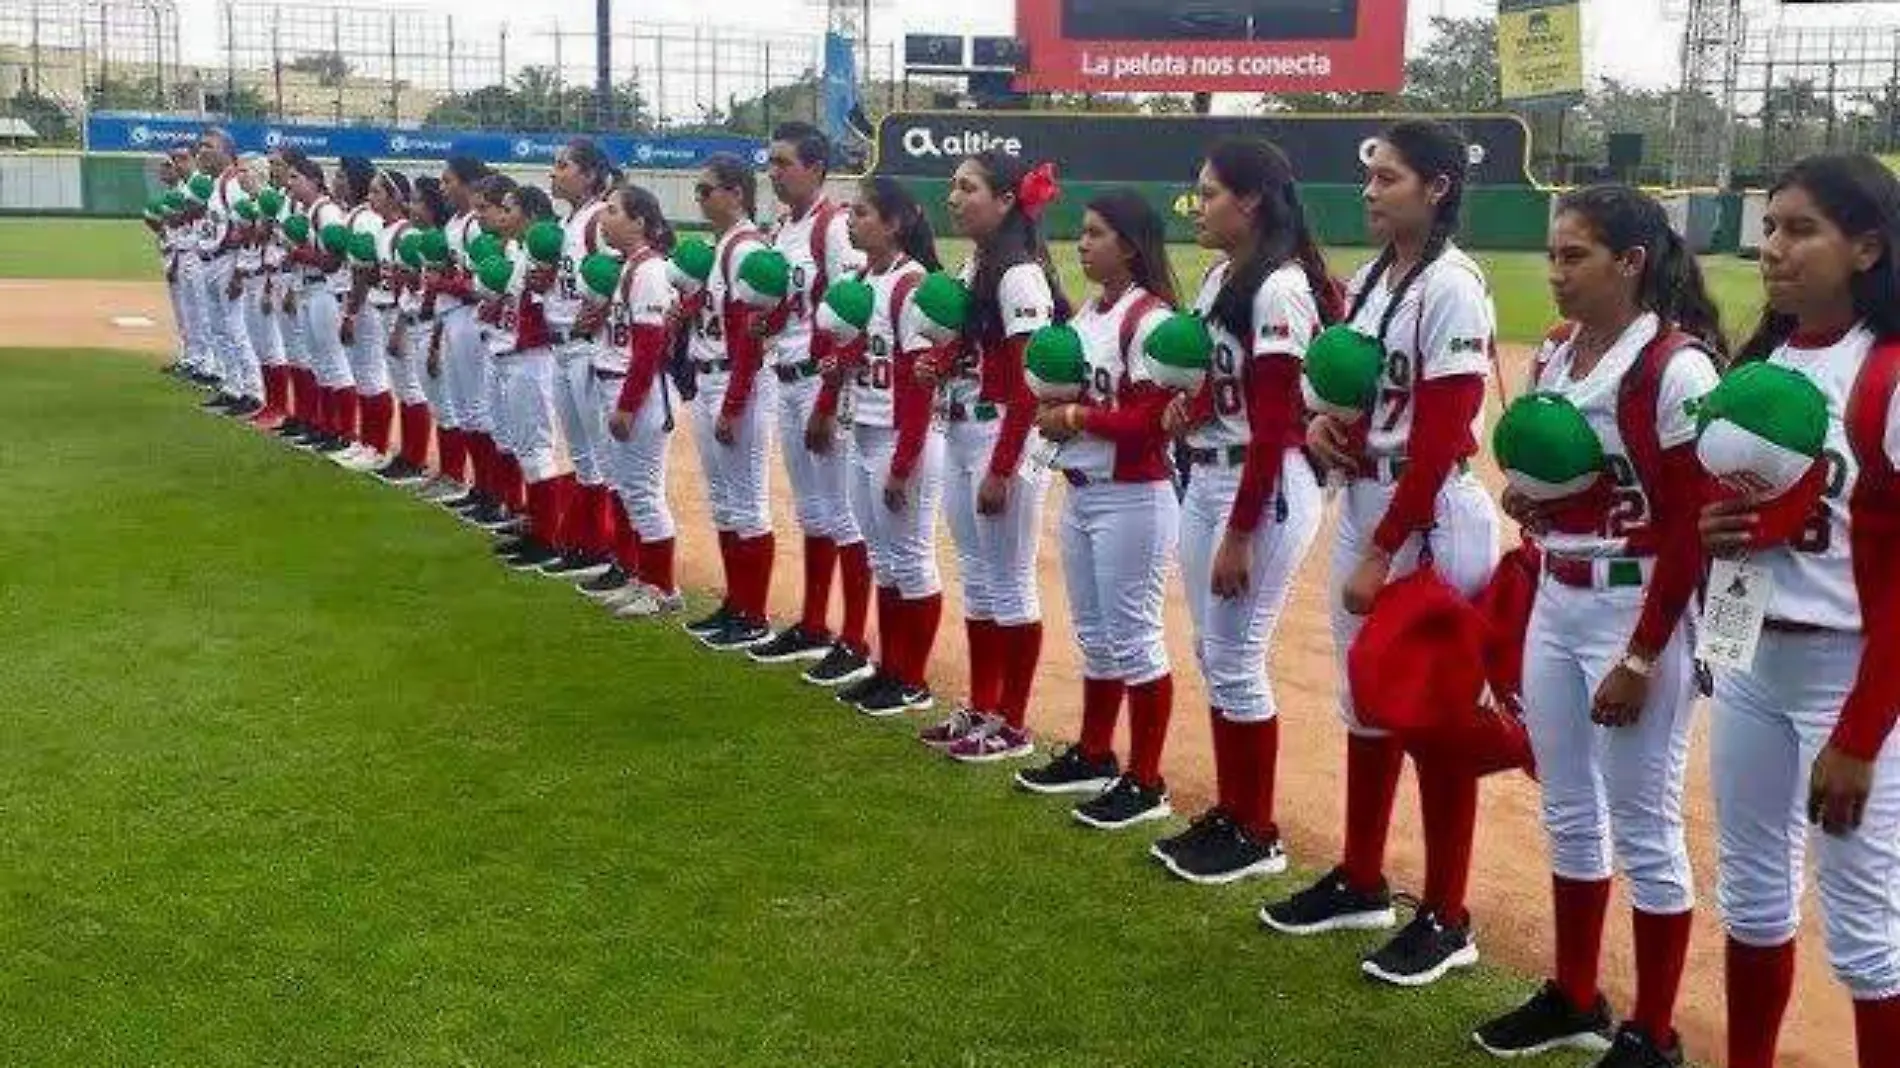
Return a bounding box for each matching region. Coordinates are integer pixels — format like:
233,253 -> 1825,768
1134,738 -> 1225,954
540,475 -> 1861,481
1545,556 -> 1647,590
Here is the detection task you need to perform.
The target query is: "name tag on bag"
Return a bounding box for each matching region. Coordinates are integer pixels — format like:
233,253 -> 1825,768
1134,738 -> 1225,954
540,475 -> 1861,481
1697,558 -> 1773,672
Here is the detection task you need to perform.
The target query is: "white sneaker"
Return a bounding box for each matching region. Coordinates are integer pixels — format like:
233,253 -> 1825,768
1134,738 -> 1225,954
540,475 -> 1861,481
614,587 -> 685,619
338,446 -> 386,472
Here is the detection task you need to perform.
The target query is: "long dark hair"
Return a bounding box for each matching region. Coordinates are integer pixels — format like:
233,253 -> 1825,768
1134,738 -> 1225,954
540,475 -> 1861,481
563,137 -> 619,199
1083,189 -> 1177,307
336,155 -> 376,206
858,175 -> 942,273
473,173 -> 518,210
1739,153 -> 1900,362
411,175 -> 451,229
611,182 -> 677,255
509,185 -> 556,223
964,151 -> 1071,344
703,153 -> 757,219
1346,120 -> 1470,342
1201,139 -> 1332,339
1556,184 -> 1729,362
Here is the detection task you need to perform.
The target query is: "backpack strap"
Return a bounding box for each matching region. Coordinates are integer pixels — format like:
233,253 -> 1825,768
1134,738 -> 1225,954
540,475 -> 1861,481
1119,292 -> 1166,364
1531,321 -> 1578,391
808,200 -> 841,310
717,228 -> 759,296
1848,339 -> 1900,494
1616,327 -> 1705,548
889,268 -> 922,349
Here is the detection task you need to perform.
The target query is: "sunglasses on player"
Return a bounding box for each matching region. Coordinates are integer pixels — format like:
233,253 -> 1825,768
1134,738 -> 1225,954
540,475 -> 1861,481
694,182 -> 725,200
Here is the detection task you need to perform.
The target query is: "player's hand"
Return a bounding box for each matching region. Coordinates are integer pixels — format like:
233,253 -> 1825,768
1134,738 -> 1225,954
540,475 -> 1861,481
714,412 -> 736,446
1307,413 -> 1358,474
1591,659 -> 1651,728
976,473 -> 1010,516
386,328 -> 403,359
339,314 -> 356,345
576,303 -> 608,337
1809,744 -> 1876,836
225,275 -> 243,301
1035,403 -> 1082,443
1501,488 -> 1553,535
282,291 -> 297,317
884,475 -> 910,513
1342,549 -> 1392,617
1161,393 -> 1196,439
609,410 -> 635,442
525,264 -> 556,293
1211,529 -> 1253,600
805,413 -> 835,455
1700,497 -> 1759,558
914,354 -> 945,388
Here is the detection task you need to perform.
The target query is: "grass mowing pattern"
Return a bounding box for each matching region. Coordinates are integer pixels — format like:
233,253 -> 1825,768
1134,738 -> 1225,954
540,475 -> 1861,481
0,217 -> 1766,347
0,347 -> 1611,1067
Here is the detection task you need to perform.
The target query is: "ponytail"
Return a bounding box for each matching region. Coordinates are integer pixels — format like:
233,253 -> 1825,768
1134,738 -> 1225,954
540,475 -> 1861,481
1346,120 -> 1470,343
1204,139 -> 1334,340
858,176 -> 943,273
1556,184 -> 1730,363
964,151 -> 1071,344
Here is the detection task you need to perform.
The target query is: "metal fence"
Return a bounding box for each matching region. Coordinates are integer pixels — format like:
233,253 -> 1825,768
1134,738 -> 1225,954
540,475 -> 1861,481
1,0 -> 931,146
1736,23 -> 1900,179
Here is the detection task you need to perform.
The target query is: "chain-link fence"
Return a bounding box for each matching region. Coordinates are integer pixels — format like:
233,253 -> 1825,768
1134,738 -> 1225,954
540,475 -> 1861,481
2,0 -> 939,147
1736,23 -> 1900,181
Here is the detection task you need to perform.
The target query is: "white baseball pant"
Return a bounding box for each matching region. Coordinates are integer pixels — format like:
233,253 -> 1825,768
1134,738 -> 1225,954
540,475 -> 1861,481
495,349 -> 560,483
942,413 -> 1049,626
387,313 -> 429,406
850,423 -> 945,600
1713,629 -> 1900,997
348,306 -> 392,397
416,317 -> 451,423
302,289 -> 352,390
1523,578 -> 1699,915
442,307 -> 488,434
174,254 -> 217,375
554,343 -> 604,485
779,374 -> 863,546
1063,478 -> 1181,686
202,255 -> 262,399
242,275 -> 286,370
279,285 -> 311,371
1329,470 -> 1500,734
689,374 -> 775,538
1179,454 -> 1325,721
594,372 -> 678,542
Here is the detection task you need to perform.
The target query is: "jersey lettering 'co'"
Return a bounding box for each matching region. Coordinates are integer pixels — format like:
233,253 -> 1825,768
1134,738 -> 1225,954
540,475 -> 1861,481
1343,243 -> 1496,457
1060,286 -> 1167,479
687,225 -> 765,371
1186,261 -> 1321,452
849,259 -> 927,429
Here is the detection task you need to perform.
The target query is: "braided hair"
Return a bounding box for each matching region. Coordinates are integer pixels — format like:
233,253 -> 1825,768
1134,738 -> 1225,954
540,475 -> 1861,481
1345,120 -> 1470,343
1201,138 -> 1335,341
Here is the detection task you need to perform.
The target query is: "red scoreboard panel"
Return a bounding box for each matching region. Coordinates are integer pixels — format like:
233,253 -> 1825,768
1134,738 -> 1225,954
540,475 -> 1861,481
1015,0 -> 1408,93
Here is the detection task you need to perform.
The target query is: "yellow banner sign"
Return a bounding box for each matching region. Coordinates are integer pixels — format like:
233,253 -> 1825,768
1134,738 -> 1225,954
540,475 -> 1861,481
1499,0 -> 1585,105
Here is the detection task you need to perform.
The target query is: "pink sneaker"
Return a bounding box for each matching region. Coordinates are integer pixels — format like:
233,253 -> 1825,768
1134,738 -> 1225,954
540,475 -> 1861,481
947,720 -> 1035,764
919,707 -> 986,750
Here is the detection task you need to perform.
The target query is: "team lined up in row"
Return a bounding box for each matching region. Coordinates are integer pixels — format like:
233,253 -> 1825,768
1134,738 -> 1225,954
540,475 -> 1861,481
149,120 -> 1900,1068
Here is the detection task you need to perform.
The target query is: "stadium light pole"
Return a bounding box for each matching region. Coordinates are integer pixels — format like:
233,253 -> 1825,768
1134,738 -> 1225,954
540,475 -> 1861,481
596,0 -> 613,130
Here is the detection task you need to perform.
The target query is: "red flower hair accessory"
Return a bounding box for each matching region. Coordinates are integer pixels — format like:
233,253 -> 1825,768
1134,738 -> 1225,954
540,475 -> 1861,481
1016,162 -> 1061,221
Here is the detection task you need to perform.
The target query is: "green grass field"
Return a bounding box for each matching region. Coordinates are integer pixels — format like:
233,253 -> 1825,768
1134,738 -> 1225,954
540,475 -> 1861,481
0,346 -> 1608,1067
0,217 -> 1767,348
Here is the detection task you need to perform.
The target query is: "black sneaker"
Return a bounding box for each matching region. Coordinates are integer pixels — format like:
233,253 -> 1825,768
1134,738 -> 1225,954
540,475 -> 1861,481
1149,807 -> 1230,865
470,504 -> 517,531
503,541 -> 561,572
1362,910 -> 1480,988
748,625 -> 833,665
1473,981 -> 1614,1059
493,537 -> 533,558
579,566 -> 632,598
314,435 -> 351,455
836,670 -> 894,706
1162,811 -> 1286,884
541,552 -> 612,579
443,490 -> 483,512
854,676 -> 915,718
1260,867 -> 1398,936
1015,744 -> 1120,796
203,393 -> 240,411
230,397 -> 264,417
684,605 -> 735,637
703,617 -> 772,651
802,643 -> 874,687
1593,1024 -> 1682,1068
373,458 -> 429,486
1073,777 -> 1172,831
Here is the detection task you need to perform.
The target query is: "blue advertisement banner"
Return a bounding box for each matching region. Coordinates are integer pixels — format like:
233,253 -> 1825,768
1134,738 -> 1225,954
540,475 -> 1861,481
85,113 -> 767,170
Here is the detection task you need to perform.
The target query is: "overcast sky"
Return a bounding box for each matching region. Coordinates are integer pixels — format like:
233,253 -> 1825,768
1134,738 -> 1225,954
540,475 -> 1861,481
162,0 -> 1884,92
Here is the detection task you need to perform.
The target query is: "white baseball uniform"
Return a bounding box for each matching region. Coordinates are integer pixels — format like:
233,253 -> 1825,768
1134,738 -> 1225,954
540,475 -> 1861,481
440,210 -> 490,436
689,224 -> 776,539
345,205 -> 393,399
237,217 -> 285,378
300,195 -> 351,392
374,218 -> 425,406
1712,325 -> 1900,999
1521,313 -> 1718,913
772,197 -> 867,546
597,249 -> 680,543
549,197 -> 615,487
198,169 -> 261,399
1179,262 -> 1327,721
487,243 -> 562,483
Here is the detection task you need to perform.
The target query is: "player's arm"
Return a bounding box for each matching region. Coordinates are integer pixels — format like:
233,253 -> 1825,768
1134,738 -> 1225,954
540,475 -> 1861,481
984,264 -> 1054,479
617,268 -> 675,415
1629,351 -> 1721,659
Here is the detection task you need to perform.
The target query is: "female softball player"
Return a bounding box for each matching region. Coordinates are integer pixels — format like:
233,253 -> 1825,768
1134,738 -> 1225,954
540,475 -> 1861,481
1147,140 -> 1335,879
431,157 -> 504,520
751,121 -> 872,668
1261,120 -> 1503,990
1472,185 -> 1725,1065
476,177 -> 572,572
598,183 -> 688,619
323,157 -> 382,469
375,177 -> 451,487
330,165 -> 408,474
1012,189 -> 1181,830
283,154 -> 352,456
918,151 -> 1067,763
543,138 -> 621,580
233,158 -> 290,431
1698,153 -> 1900,1068
266,147 -> 318,444
814,176 -> 945,714
680,155 -> 778,652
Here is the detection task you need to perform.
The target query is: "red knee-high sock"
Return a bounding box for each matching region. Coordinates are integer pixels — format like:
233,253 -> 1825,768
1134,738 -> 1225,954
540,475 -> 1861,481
363,393 -> 394,453
286,369 -> 306,420
610,494 -> 640,573
1856,996 -> 1900,1068
261,366 -> 285,414
837,542 -> 871,653
1631,908 -> 1692,1047
898,593 -> 942,689
997,620 -> 1043,730
1552,876 -> 1612,1014
642,538 -> 676,596
311,385 -> 330,432
740,532 -> 775,621
1211,710 -> 1242,816
336,389 -> 361,441
1726,938 -> 1796,1068
504,455 -> 527,513
876,586 -> 901,671
799,536 -> 838,637
1343,733 -> 1405,895
400,403 -> 432,467
525,477 -> 559,546
967,619 -> 1003,713
717,530 -> 738,608
1418,756 -> 1478,926
1078,678 -> 1126,764
592,485 -> 616,559
555,478 -> 590,554
467,433 -> 491,495
1232,716 -> 1281,843
438,427 -> 466,482
1126,674 -> 1174,789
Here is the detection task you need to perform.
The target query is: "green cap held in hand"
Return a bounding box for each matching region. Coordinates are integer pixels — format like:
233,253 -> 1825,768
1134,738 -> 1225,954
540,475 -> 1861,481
1691,361 -> 1830,501
733,248 -> 791,309
913,273 -> 971,345
1494,392 -> 1606,502
234,198 -> 259,222
418,228 -> 450,265
282,214 -> 311,245
1301,326 -> 1386,422
187,172 -> 214,202
668,238 -> 716,295
579,252 -> 623,302
474,255 -> 515,298
1142,312 -> 1213,394
466,232 -> 503,266
256,187 -> 285,218
348,229 -> 379,264
525,220 -> 565,265
321,223 -> 353,257
398,231 -> 425,270
815,278 -> 876,344
1025,323 -> 1088,402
